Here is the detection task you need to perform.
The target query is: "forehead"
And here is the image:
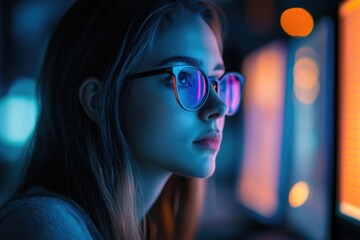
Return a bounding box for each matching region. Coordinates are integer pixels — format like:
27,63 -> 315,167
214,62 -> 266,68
144,12 -> 223,73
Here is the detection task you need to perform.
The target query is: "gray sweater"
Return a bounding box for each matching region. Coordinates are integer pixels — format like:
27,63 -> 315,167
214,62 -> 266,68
0,191 -> 102,240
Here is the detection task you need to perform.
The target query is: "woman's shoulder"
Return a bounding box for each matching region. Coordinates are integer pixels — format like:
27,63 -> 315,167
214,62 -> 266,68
0,189 -> 102,240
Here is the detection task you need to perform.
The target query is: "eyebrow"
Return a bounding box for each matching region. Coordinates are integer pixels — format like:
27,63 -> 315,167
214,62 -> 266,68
157,56 -> 225,72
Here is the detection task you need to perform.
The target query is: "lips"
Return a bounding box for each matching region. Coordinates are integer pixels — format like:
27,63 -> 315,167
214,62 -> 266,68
193,131 -> 222,151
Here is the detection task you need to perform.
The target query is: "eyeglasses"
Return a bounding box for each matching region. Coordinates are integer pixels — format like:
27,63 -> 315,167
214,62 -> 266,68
127,65 -> 245,116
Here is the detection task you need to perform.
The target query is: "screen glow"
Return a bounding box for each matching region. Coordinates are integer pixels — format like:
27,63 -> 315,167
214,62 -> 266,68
338,0 -> 360,223
237,41 -> 286,220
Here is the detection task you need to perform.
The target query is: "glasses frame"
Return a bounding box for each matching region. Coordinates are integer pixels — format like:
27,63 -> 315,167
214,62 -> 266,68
127,65 -> 245,116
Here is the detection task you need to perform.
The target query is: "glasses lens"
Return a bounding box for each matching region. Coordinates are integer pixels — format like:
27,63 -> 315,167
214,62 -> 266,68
219,73 -> 242,115
176,66 -> 207,110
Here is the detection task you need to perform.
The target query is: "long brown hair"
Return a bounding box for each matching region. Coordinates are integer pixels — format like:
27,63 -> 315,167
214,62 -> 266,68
20,0 -> 225,239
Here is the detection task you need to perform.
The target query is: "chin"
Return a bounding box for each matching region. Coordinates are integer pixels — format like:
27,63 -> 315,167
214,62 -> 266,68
185,159 -> 216,179
169,154 -> 217,178
195,168 -> 215,178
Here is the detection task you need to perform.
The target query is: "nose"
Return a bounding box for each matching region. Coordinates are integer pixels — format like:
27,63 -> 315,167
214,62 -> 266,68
199,85 -> 228,121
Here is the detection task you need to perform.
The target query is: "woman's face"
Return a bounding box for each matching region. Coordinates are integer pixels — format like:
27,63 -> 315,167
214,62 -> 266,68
122,12 -> 227,178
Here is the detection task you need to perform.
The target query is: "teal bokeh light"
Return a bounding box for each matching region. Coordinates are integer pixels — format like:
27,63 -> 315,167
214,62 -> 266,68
0,95 -> 37,146
0,78 -> 38,147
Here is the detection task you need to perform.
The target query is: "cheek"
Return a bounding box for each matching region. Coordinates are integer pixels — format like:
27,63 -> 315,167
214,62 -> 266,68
122,81 -> 192,161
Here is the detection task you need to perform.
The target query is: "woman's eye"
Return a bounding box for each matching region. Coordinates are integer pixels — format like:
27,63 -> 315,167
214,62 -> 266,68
177,72 -> 193,89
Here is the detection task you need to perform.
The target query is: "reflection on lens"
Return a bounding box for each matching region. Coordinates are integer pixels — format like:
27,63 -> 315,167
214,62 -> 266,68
220,73 -> 241,115
177,67 -> 206,110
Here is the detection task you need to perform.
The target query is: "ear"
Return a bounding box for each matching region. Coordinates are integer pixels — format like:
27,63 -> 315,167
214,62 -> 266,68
78,77 -> 102,123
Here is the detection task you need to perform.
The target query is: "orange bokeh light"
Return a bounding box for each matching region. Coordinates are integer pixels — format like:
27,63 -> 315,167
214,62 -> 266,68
293,56 -> 320,105
280,8 -> 314,37
289,181 -> 309,208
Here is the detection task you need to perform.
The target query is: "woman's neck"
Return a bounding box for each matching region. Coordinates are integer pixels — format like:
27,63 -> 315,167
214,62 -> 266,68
136,165 -> 171,220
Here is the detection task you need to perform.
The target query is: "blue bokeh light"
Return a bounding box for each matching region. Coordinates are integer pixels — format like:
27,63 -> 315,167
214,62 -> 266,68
13,2 -> 47,43
8,77 -> 36,96
0,78 -> 38,147
0,95 -> 37,146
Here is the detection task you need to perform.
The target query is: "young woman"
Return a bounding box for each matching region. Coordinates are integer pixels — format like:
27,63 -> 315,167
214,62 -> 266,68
0,0 -> 244,239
